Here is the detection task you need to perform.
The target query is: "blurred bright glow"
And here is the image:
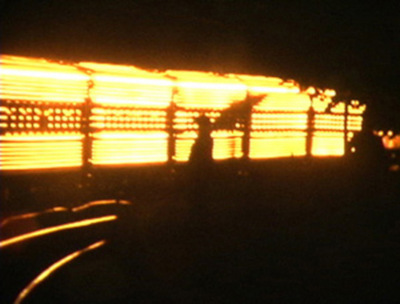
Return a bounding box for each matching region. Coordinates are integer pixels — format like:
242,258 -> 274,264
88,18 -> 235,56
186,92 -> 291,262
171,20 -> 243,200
382,133 -> 400,150
0,55 -> 366,171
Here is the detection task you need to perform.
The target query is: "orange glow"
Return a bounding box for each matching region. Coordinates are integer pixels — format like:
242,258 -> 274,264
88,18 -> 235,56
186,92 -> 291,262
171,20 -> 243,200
382,133 -> 400,150
250,131 -> 307,158
0,55 -> 366,170
312,131 -> 345,156
0,215 -> 116,249
14,240 -> 106,304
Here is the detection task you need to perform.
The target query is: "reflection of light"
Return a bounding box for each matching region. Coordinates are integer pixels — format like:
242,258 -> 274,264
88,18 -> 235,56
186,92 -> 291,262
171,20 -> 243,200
0,215 -> 116,249
14,240 -> 106,304
389,164 -> 400,172
0,207 -> 68,228
71,199 -> 131,212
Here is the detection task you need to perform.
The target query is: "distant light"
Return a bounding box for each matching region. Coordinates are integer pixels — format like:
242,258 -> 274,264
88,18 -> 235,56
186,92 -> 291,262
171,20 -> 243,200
306,87 -> 316,95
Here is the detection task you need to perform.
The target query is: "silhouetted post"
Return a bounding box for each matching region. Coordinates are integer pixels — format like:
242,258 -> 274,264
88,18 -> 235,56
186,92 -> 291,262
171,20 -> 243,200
344,100 -> 349,156
242,93 -> 253,161
167,101 -> 176,165
81,93 -> 93,202
306,105 -> 315,157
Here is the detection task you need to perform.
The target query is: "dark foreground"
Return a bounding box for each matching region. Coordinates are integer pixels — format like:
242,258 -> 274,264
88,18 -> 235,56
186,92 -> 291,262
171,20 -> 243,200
1,159 -> 400,303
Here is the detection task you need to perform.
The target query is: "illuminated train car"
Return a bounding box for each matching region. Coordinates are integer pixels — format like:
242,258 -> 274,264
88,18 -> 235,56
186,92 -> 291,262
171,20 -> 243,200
0,55 -> 365,173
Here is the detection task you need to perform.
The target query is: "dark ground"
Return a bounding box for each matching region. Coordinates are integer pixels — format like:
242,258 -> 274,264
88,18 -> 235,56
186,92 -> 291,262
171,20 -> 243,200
1,158 -> 400,303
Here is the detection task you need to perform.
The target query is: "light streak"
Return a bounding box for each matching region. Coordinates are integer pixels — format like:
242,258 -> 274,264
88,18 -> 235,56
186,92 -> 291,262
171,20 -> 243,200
71,199 -> 131,212
14,240 -> 106,304
0,215 -> 117,249
0,207 -> 68,228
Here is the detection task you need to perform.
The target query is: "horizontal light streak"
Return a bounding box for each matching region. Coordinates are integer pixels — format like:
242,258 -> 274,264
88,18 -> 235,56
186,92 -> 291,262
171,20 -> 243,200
0,215 -> 116,249
93,131 -> 167,139
1,133 -> 83,141
92,131 -> 168,165
176,81 -> 246,91
250,135 -> 307,158
0,68 -> 89,81
249,86 -> 300,94
93,75 -> 172,86
1,201 -> 128,228
0,134 -> 82,170
14,240 -> 106,304
71,199 -> 131,212
90,123 -> 166,129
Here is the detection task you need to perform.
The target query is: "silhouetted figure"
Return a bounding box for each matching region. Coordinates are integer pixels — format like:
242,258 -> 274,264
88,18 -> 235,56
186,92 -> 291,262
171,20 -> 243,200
187,115 -> 214,212
189,115 -> 213,166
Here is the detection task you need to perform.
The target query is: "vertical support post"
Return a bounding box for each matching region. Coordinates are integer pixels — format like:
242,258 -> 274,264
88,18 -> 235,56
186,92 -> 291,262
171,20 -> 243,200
344,100 -> 349,156
167,101 -> 176,165
242,92 -> 252,161
306,104 -> 315,157
81,93 -> 93,202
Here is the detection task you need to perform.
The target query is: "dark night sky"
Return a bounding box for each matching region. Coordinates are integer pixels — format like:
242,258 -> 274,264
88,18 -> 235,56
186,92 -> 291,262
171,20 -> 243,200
1,0 -> 399,129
